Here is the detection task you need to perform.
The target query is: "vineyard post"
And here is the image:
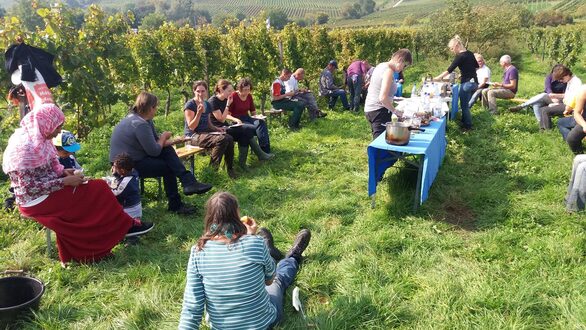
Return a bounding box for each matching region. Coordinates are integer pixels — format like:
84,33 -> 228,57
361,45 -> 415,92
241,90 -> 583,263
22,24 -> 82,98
541,33 -> 546,62
165,88 -> 171,118
278,39 -> 283,67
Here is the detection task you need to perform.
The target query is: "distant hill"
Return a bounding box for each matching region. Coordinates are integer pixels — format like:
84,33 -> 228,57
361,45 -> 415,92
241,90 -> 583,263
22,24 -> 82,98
0,0 -> 581,26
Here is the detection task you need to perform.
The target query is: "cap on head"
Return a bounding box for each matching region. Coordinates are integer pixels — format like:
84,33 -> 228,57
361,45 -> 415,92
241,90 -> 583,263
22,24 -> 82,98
53,130 -> 81,153
328,60 -> 338,69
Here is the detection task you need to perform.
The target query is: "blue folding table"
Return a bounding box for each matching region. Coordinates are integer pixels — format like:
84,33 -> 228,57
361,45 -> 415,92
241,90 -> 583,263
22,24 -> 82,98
367,116 -> 447,210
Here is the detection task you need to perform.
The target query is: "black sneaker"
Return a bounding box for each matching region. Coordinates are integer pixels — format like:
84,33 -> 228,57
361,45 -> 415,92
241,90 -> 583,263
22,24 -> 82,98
126,219 -> 154,237
171,204 -> 197,215
183,182 -> 213,196
3,196 -> 15,211
285,229 -> 311,263
257,228 -> 284,261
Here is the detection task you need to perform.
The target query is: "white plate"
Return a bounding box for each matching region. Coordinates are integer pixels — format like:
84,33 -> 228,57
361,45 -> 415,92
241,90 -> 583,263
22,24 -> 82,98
252,115 -> 267,120
229,123 -> 243,128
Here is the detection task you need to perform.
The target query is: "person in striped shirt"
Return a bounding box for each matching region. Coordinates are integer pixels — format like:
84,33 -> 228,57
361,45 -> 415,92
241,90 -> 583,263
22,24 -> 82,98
179,192 -> 311,329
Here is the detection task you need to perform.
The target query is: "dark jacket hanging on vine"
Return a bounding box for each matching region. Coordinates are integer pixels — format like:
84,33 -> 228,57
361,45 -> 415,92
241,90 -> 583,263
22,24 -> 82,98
4,43 -> 62,88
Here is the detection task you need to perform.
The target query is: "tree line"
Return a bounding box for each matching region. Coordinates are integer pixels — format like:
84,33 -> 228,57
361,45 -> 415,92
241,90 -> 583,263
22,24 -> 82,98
0,1 -> 583,137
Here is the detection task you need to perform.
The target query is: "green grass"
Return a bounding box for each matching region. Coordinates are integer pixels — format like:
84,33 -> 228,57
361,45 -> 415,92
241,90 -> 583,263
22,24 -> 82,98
2,52 -> 586,329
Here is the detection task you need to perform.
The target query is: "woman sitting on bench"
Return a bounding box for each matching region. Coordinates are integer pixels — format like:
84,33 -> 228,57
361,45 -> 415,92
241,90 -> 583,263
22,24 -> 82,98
208,79 -> 273,170
110,92 -> 213,215
184,80 -> 236,178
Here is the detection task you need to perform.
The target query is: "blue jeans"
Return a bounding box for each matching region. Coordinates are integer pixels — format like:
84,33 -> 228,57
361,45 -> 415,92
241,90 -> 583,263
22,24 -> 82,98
558,116 -> 576,141
327,89 -> 349,110
558,116 -> 586,154
238,115 -> 271,153
347,74 -> 363,111
459,82 -> 478,128
468,87 -> 487,108
266,257 -> 299,326
394,82 -> 403,97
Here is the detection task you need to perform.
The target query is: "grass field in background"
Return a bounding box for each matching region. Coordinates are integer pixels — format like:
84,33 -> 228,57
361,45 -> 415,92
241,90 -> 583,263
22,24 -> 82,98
1,52 -> 586,329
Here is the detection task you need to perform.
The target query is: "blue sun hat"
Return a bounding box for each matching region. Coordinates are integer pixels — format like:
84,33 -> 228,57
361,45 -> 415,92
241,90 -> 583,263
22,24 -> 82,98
53,130 -> 81,153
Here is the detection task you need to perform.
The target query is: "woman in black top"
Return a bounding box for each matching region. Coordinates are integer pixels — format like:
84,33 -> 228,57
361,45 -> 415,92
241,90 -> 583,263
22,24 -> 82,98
208,79 -> 273,169
435,35 -> 479,130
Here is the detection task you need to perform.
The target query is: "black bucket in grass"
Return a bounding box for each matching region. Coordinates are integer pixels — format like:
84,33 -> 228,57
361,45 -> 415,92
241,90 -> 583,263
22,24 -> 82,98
0,271 -> 45,328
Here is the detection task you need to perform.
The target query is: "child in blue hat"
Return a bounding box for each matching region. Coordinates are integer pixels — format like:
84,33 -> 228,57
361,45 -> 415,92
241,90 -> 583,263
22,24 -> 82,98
53,130 -> 82,170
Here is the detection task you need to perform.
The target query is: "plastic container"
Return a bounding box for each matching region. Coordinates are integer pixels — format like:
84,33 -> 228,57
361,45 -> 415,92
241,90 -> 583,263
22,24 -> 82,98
0,272 -> 45,329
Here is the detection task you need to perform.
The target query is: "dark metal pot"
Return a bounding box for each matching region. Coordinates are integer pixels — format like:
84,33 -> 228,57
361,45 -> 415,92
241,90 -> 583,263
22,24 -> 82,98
382,122 -> 425,146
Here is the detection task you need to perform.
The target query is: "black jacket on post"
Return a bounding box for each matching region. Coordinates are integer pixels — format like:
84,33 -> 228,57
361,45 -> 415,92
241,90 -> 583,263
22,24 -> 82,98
4,42 -> 62,88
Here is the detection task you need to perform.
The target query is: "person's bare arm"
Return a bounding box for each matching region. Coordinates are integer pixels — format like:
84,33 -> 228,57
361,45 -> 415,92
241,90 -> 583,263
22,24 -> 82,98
434,71 -> 449,81
573,88 -> 586,133
379,69 -> 401,116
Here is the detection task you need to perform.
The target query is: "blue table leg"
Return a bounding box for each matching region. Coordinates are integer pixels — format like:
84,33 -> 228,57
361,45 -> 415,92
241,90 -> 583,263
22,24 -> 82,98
413,155 -> 424,212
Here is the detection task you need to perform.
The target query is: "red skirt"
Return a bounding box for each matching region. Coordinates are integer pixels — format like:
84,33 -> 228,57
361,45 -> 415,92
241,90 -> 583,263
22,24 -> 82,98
20,180 -> 133,263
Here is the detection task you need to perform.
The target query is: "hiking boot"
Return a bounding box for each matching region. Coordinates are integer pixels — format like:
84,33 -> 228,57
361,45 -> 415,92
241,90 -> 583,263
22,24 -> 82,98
171,204 -> 197,215
317,111 -> 328,118
183,182 -> 213,195
257,228 -> 284,261
285,229 -> 311,263
508,105 -> 523,112
126,219 -> 154,237
227,168 -> 238,179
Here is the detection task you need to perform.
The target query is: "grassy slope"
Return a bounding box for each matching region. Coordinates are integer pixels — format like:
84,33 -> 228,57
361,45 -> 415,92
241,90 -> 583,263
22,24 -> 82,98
2,52 -> 586,329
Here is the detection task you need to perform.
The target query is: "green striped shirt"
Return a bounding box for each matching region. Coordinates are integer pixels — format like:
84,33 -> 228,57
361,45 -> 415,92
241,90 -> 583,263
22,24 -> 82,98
179,235 -> 277,330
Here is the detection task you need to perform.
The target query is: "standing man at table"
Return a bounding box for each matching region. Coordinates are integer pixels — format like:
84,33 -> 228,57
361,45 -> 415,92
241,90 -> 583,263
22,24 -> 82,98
434,35 -> 478,131
364,49 -> 413,139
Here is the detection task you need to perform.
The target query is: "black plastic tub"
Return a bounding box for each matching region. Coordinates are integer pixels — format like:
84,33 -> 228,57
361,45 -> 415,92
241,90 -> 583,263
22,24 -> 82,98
0,275 -> 45,328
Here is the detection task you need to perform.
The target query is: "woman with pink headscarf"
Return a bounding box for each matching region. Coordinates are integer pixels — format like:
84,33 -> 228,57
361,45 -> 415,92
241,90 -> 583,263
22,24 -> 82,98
2,104 -> 153,264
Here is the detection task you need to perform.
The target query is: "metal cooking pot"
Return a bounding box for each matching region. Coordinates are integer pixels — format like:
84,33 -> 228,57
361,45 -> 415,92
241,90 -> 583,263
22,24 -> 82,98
382,122 -> 425,146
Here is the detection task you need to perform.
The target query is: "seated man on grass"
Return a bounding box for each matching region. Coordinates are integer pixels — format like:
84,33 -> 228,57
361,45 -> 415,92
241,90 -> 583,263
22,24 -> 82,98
319,60 -> 350,111
271,68 -> 305,130
285,68 -> 327,121
481,54 -> 518,115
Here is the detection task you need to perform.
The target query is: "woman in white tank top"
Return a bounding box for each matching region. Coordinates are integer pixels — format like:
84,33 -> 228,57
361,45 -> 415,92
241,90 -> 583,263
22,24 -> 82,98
364,49 -> 413,139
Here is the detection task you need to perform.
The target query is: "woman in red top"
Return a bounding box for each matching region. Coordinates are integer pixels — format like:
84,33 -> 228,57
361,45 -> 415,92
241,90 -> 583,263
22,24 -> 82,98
230,78 -> 272,154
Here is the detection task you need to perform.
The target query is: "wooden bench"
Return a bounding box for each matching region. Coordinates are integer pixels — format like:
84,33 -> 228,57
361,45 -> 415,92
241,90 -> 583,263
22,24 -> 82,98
140,145 -> 205,199
511,98 -> 529,103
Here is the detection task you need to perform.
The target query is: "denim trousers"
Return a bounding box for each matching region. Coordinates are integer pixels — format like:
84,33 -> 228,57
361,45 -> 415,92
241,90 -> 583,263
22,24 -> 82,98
266,257 -> 299,327
347,74 -> 363,111
459,81 -> 478,128
327,89 -> 350,110
557,116 -> 576,141
239,115 -> 271,153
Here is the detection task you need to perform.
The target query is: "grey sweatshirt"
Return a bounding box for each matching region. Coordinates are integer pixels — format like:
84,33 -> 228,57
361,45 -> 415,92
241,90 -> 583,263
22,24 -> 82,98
109,113 -> 162,162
